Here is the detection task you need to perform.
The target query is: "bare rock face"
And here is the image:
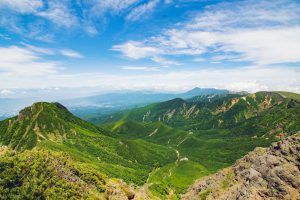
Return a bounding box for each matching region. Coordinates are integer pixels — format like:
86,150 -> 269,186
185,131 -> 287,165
182,136 -> 300,200
107,179 -> 136,200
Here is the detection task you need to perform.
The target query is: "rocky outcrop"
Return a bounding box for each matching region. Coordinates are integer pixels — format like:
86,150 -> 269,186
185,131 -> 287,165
182,136 -> 300,200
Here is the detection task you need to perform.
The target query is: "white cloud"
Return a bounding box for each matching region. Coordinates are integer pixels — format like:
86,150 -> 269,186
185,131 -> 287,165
74,0 -> 141,35
165,0 -> 172,4
60,49 -> 83,58
0,33 -> 10,40
151,56 -> 181,66
126,0 -> 159,21
193,57 -> 206,62
0,0 -> 43,13
150,27 -> 300,64
0,0 -> 155,37
21,43 -> 55,55
26,22 -> 55,42
186,0 -> 300,30
19,43 -> 83,59
83,25 -> 98,36
113,0 -> 300,65
112,41 -> 183,65
1,65 -> 299,94
121,66 -> 160,71
92,0 -> 139,13
0,0 -> 78,36
0,89 -> 14,95
217,28 -> 300,64
0,14 -> 22,33
112,41 -> 161,59
37,1 -> 78,28
0,46 -> 59,76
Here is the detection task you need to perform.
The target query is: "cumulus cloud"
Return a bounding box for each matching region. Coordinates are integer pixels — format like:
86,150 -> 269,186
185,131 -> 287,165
112,41 -> 182,65
1,65 -> 299,94
112,41 -> 161,59
0,43 -> 83,79
113,0 -> 300,65
216,28 -> 300,64
0,0 -> 299,94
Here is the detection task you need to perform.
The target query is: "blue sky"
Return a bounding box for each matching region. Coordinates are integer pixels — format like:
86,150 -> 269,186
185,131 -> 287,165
0,0 -> 300,98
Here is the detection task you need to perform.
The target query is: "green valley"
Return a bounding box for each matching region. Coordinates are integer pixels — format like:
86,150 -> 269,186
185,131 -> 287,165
0,91 -> 299,199
0,102 -> 177,186
2,0 -> 300,198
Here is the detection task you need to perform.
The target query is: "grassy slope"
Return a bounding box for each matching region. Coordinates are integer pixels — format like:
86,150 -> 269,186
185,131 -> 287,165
148,161 -> 209,199
277,91 -> 300,100
0,102 -> 177,186
95,92 -> 288,129
98,91 -> 300,196
0,91 -> 299,199
0,149 -> 108,199
103,120 -> 275,196
100,92 -> 299,137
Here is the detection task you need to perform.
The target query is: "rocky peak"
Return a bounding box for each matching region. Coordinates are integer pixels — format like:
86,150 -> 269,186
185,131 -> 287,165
182,136 -> 300,200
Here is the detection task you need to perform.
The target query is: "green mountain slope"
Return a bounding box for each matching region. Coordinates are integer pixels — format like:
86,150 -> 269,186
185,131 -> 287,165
100,120 -> 275,197
0,102 -> 177,186
0,91 -> 299,199
97,91 -> 300,197
0,102 -> 101,151
231,97 -> 300,137
0,148 -> 137,200
98,92 -> 299,134
64,88 -> 229,121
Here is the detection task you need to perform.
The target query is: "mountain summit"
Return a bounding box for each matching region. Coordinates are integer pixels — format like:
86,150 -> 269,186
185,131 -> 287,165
0,102 -> 177,187
182,87 -> 229,98
0,102 -> 100,150
0,91 -> 299,199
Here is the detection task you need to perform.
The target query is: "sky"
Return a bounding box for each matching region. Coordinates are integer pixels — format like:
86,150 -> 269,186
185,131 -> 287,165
0,0 -> 300,98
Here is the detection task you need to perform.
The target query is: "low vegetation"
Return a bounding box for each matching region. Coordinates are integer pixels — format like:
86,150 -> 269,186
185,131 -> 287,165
0,91 -> 299,199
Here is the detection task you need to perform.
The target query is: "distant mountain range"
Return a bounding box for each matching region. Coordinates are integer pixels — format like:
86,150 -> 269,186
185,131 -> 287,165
88,91 -> 300,136
62,87 -> 229,117
0,88 -> 229,120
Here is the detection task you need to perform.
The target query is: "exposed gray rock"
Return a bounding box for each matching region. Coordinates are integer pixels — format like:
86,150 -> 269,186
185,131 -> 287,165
182,136 -> 300,200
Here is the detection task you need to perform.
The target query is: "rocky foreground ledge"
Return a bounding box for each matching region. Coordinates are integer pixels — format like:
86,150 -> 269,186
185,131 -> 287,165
182,136 -> 300,200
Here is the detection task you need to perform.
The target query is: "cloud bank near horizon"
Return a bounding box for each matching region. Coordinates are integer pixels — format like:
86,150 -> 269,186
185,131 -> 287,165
0,0 -> 299,96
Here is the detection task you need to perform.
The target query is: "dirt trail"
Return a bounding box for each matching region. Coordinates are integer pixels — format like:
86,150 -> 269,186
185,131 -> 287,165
165,147 -> 181,178
175,149 -> 180,161
15,105 -> 44,149
148,128 -> 159,137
